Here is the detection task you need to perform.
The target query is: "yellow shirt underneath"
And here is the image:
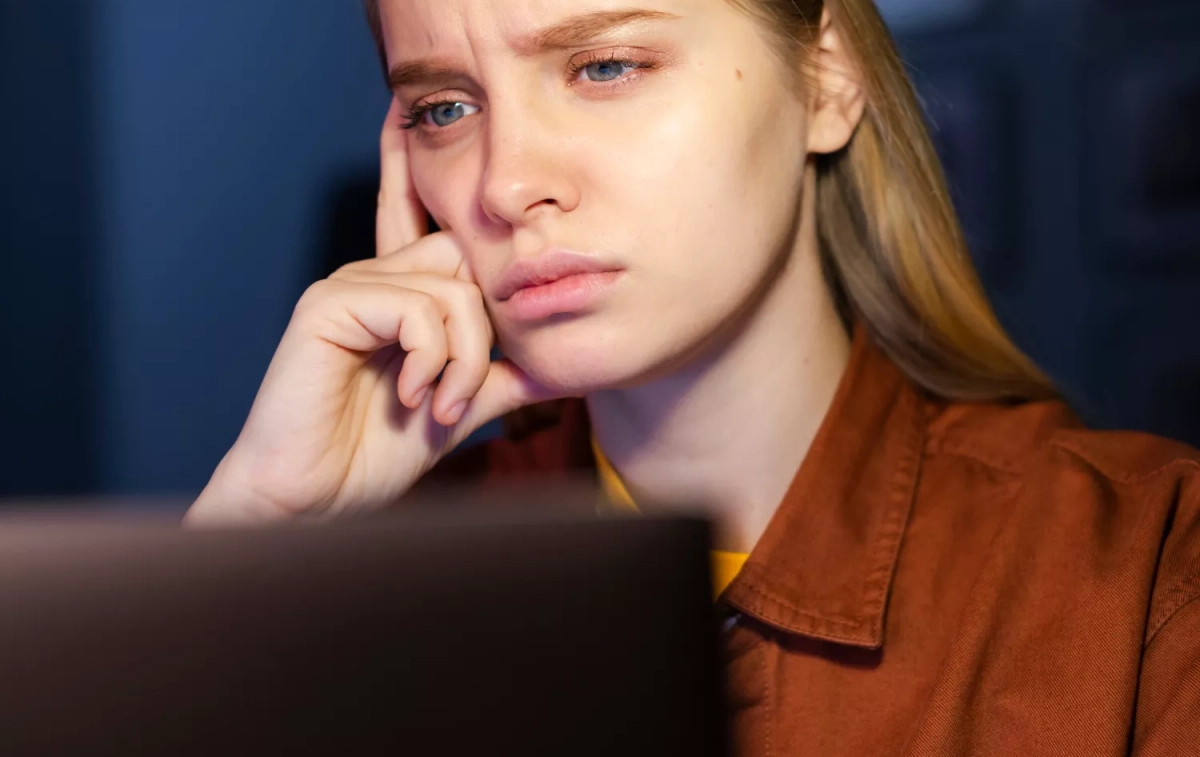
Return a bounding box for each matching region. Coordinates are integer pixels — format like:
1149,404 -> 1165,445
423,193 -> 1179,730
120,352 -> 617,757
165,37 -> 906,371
592,440 -> 749,599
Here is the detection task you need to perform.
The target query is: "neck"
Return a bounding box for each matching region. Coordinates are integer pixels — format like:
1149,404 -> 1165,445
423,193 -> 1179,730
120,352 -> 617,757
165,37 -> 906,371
587,169 -> 851,553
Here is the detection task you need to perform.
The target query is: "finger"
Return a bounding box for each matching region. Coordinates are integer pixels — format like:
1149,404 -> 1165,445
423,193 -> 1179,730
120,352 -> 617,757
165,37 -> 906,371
328,271 -> 494,425
449,359 -> 565,446
328,270 -> 495,346
427,281 -> 492,425
394,297 -> 450,408
377,98 -> 428,257
340,232 -> 468,281
297,280 -> 448,406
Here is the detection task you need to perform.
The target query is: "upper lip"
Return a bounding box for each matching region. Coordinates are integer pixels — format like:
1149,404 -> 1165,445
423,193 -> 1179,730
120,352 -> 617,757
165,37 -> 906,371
493,250 -> 623,301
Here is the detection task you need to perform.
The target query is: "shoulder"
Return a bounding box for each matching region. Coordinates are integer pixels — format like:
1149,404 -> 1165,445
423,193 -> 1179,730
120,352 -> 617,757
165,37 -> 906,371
924,395 -> 1200,490
923,395 -> 1200,642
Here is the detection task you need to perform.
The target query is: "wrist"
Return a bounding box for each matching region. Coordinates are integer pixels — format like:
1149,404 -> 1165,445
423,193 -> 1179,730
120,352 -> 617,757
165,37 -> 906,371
186,448 -> 285,527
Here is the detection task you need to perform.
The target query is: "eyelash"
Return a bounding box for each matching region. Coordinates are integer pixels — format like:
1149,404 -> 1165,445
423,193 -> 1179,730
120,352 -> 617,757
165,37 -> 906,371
566,51 -> 654,85
399,52 -> 656,131
399,103 -> 464,131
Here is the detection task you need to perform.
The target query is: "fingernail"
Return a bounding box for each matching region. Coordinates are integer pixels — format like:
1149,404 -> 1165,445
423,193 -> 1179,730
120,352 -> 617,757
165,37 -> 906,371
448,401 -> 468,424
411,387 -> 428,407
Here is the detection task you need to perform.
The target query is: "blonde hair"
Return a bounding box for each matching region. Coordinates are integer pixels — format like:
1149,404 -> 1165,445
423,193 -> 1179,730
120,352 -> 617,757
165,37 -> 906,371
364,0 -> 1056,403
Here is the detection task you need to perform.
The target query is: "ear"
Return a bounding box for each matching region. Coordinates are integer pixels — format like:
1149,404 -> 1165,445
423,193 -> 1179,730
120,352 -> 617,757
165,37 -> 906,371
805,10 -> 866,155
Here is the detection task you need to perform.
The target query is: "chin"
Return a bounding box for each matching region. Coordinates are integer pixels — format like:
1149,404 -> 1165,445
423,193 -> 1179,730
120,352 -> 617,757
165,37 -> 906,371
498,311 -> 713,397
498,316 -> 657,396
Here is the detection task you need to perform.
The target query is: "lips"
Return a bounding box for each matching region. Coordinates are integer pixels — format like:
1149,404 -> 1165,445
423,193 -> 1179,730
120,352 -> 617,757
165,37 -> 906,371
493,250 -> 625,321
493,251 -> 624,302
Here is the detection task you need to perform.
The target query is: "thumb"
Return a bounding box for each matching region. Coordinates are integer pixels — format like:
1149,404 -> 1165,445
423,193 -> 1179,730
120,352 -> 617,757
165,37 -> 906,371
448,358 -> 569,447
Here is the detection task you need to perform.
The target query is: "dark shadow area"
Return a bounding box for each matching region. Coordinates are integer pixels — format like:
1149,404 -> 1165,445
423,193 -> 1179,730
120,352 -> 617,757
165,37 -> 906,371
314,172 -> 379,279
0,1 -> 98,496
312,170 -> 443,281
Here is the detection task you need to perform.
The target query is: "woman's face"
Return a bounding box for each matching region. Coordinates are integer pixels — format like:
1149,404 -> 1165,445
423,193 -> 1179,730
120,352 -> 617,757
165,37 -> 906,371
378,0 -> 813,393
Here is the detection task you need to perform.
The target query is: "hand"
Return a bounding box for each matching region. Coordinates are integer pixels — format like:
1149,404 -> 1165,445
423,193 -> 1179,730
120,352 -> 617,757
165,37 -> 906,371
186,100 -> 558,525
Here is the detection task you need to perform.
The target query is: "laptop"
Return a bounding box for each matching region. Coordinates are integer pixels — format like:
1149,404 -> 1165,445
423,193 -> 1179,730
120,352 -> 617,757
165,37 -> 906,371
0,508 -> 726,756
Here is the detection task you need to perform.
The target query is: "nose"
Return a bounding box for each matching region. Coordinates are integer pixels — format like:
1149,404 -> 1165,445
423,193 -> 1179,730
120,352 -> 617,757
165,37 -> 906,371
479,100 -> 580,227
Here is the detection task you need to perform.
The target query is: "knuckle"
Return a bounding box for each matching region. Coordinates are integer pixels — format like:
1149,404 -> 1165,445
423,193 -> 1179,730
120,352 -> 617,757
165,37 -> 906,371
408,289 -> 443,323
329,259 -> 371,280
294,279 -> 337,316
447,279 -> 485,314
462,280 -> 486,308
467,354 -> 491,384
442,280 -> 471,310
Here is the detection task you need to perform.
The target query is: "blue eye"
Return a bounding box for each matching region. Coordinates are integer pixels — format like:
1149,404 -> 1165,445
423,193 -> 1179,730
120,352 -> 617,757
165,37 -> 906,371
401,101 -> 481,131
582,60 -> 635,83
426,102 -> 470,127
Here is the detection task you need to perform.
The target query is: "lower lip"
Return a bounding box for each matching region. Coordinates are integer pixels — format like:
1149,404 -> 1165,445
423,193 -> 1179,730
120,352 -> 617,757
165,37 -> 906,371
504,271 -> 624,321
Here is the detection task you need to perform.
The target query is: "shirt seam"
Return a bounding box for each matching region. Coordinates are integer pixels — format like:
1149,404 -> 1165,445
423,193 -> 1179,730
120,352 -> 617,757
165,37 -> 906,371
1049,439 -> 1200,485
761,641 -> 773,757
1146,573 -> 1200,647
927,434 -> 1200,487
924,436 -> 1025,475
1047,448 -> 1200,648
858,388 -> 924,640
730,579 -> 872,642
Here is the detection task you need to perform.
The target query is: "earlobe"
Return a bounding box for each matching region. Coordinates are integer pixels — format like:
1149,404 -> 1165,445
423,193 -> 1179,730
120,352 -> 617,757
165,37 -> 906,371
805,10 -> 867,155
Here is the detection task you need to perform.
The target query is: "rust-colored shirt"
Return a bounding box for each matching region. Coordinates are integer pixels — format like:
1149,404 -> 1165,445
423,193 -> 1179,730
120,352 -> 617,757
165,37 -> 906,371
427,332 -> 1200,756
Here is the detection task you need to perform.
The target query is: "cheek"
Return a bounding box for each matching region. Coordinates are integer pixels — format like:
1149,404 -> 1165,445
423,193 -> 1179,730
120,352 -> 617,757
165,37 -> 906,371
607,86 -> 806,269
410,148 -> 478,232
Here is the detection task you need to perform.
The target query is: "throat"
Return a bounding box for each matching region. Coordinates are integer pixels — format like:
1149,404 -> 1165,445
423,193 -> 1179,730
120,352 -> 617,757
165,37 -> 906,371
586,251 -> 851,554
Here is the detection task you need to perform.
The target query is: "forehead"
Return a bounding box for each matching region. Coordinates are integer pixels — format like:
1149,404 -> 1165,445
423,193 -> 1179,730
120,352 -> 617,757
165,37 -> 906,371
377,0 -> 705,57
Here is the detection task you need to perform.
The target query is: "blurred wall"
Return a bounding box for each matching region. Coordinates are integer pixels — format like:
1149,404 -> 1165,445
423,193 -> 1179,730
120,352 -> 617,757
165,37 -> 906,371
92,1 -> 385,493
2,0 -> 1198,500
889,0 -> 1200,440
2,1 -> 386,497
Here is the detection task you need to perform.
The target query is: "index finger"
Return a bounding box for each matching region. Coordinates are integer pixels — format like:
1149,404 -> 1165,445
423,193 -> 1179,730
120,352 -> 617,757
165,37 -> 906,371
377,98 -> 429,257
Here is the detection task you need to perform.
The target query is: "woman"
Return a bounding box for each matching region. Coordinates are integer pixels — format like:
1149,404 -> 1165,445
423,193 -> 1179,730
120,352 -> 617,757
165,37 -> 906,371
188,0 -> 1200,753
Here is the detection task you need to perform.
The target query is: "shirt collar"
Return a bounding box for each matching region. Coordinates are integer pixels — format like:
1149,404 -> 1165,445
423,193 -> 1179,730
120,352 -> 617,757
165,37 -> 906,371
721,328 -> 926,650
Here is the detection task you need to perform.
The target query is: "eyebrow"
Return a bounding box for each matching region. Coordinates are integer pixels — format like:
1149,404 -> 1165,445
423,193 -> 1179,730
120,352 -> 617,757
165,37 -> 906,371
388,9 -> 679,91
